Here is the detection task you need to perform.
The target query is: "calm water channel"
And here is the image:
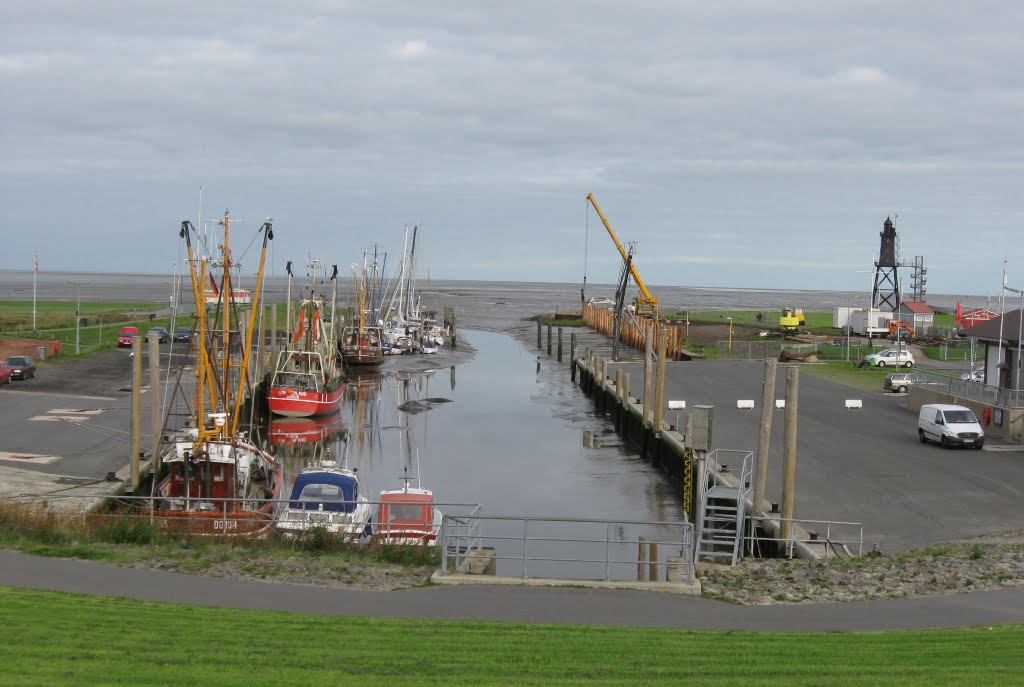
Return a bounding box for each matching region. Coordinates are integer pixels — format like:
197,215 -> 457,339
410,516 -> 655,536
260,329 -> 686,578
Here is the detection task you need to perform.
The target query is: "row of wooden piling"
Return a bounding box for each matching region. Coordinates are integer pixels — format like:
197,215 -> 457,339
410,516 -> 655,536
582,304 -> 692,360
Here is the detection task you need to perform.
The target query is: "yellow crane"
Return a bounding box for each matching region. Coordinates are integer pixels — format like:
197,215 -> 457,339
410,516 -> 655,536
586,193 -> 659,318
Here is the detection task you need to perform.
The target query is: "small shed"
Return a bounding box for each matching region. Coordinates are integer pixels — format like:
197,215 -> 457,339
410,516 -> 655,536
895,300 -> 934,335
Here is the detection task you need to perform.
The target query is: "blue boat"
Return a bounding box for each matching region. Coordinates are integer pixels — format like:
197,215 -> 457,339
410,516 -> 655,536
276,461 -> 373,538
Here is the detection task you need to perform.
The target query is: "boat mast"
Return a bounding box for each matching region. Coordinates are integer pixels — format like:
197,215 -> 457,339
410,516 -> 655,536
218,210 -> 233,414
230,218 -> 274,435
285,260 -> 293,342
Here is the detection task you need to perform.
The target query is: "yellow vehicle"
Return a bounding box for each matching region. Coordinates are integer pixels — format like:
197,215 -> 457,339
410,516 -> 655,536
779,308 -> 806,331
586,193 -> 658,318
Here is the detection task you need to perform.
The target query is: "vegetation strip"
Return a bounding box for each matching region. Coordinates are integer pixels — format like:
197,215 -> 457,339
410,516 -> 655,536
0,586 -> 1022,685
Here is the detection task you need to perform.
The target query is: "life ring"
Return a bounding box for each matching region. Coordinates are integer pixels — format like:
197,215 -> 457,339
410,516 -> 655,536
983,407 -> 992,425
54,341 -> 61,354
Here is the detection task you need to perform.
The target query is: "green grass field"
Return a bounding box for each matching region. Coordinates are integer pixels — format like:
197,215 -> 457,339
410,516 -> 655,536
0,586 -> 1021,686
0,300 -> 279,357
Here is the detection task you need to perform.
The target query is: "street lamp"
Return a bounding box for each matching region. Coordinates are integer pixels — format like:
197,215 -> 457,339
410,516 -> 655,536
727,317 -> 734,351
66,280 -> 91,354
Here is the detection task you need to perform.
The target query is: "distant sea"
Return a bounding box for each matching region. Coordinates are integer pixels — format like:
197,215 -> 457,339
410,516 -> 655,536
0,270 -> 996,331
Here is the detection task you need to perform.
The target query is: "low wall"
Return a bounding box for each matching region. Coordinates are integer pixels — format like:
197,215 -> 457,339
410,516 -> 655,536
0,338 -> 61,360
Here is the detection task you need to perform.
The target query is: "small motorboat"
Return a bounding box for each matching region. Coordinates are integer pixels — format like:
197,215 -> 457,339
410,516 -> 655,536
371,469 -> 442,546
276,460 -> 373,539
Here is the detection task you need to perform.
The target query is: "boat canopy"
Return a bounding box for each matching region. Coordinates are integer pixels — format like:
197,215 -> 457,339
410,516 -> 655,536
288,471 -> 359,512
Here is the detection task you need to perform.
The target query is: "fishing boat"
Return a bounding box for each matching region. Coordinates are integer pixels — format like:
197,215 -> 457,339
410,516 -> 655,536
372,468 -> 443,546
340,324 -> 385,366
151,211 -> 281,538
340,250 -> 384,367
268,260 -> 344,417
276,459 -> 374,539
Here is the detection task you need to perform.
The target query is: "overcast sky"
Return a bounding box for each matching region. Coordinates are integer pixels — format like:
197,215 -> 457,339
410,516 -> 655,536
2,1 -> 1021,296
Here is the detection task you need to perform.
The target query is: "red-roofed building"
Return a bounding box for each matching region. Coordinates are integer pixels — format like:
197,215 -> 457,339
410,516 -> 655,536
894,300 -> 934,335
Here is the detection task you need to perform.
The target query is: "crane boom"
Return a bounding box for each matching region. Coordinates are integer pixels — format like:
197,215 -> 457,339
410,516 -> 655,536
586,193 -> 659,316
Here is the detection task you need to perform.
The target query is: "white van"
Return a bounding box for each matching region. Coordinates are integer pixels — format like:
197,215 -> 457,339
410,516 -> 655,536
918,404 -> 984,449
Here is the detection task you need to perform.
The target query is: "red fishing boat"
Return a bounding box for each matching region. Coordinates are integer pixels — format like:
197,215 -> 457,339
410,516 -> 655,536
268,261 -> 345,417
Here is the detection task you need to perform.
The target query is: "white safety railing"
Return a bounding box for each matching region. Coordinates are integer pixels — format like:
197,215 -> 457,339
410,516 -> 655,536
745,515 -> 863,560
439,514 -> 695,584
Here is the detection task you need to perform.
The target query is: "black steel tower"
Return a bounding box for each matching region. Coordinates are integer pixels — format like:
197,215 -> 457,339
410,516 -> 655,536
871,217 -> 900,311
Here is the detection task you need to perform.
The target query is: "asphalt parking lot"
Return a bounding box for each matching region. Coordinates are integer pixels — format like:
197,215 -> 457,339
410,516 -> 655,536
609,358 -> 1024,552
0,345 -> 180,497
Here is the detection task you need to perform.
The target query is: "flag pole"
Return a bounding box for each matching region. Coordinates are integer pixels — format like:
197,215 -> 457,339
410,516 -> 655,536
33,251 -> 38,331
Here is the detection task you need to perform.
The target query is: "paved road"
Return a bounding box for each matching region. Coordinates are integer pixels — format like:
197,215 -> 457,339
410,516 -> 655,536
605,358 -> 1024,552
2,549 -> 1023,631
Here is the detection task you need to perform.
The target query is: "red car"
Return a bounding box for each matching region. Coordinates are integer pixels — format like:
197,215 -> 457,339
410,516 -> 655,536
118,327 -> 140,348
0,361 -> 12,385
4,356 -> 35,380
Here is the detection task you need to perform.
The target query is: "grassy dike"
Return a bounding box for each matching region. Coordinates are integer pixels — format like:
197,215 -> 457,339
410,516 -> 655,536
1,586 -> 1022,686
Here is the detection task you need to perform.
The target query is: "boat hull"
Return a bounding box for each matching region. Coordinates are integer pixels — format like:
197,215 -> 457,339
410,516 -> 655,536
342,349 -> 383,366
268,384 -> 345,417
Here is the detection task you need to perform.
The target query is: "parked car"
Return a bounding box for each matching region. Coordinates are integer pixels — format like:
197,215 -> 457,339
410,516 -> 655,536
173,327 -> 192,343
0,361 -> 13,385
5,355 -> 36,380
117,326 -> 140,347
865,348 -> 915,368
959,366 -> 984,383
147,327 -> 169,343
918,403 -> 984,449
884,372 -> 915,393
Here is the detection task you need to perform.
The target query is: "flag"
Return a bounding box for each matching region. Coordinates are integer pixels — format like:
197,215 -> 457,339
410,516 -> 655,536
209,273 -> 219,296
34,251 -> 38,273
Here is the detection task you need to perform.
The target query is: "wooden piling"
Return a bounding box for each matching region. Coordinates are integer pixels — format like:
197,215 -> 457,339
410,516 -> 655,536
557,327 -> 563,362
537,320 -> 542,350
654,324 -> 667,433
753,358 -> 777,514
547,323 -> 552,356
570,332 -> 577,380
130,336 -> 143,492
637,536 -> 647,581
648,542 -> 659,581
643,321 -> 654,427
780,366 -> 799,544
148,331 -> 161,475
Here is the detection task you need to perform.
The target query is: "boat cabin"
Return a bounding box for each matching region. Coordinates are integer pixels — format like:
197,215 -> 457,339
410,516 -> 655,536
288,470 -> 360,512
377,489 -> 436,539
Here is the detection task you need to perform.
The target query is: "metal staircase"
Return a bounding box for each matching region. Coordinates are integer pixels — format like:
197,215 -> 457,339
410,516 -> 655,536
696,450 -> 753,566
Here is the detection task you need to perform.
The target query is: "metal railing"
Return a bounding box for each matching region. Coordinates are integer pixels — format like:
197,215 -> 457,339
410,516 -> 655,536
913,368 -> 1024,409
746,515 -> 863,560
0,493 -> 481,540
439,514 -> 695,584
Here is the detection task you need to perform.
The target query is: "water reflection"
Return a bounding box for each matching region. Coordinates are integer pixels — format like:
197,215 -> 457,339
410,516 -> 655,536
255,330 -> 683,529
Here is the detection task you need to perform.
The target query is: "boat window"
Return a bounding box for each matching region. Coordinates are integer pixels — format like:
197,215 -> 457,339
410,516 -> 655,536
297,484 -> 348,503
385,505 -> 427,522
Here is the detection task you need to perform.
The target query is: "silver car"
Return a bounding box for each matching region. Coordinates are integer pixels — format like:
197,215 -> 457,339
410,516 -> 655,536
884,372 -> 914,393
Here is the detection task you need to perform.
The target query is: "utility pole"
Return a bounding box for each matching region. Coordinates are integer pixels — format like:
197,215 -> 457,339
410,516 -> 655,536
66,280 -> 91,354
